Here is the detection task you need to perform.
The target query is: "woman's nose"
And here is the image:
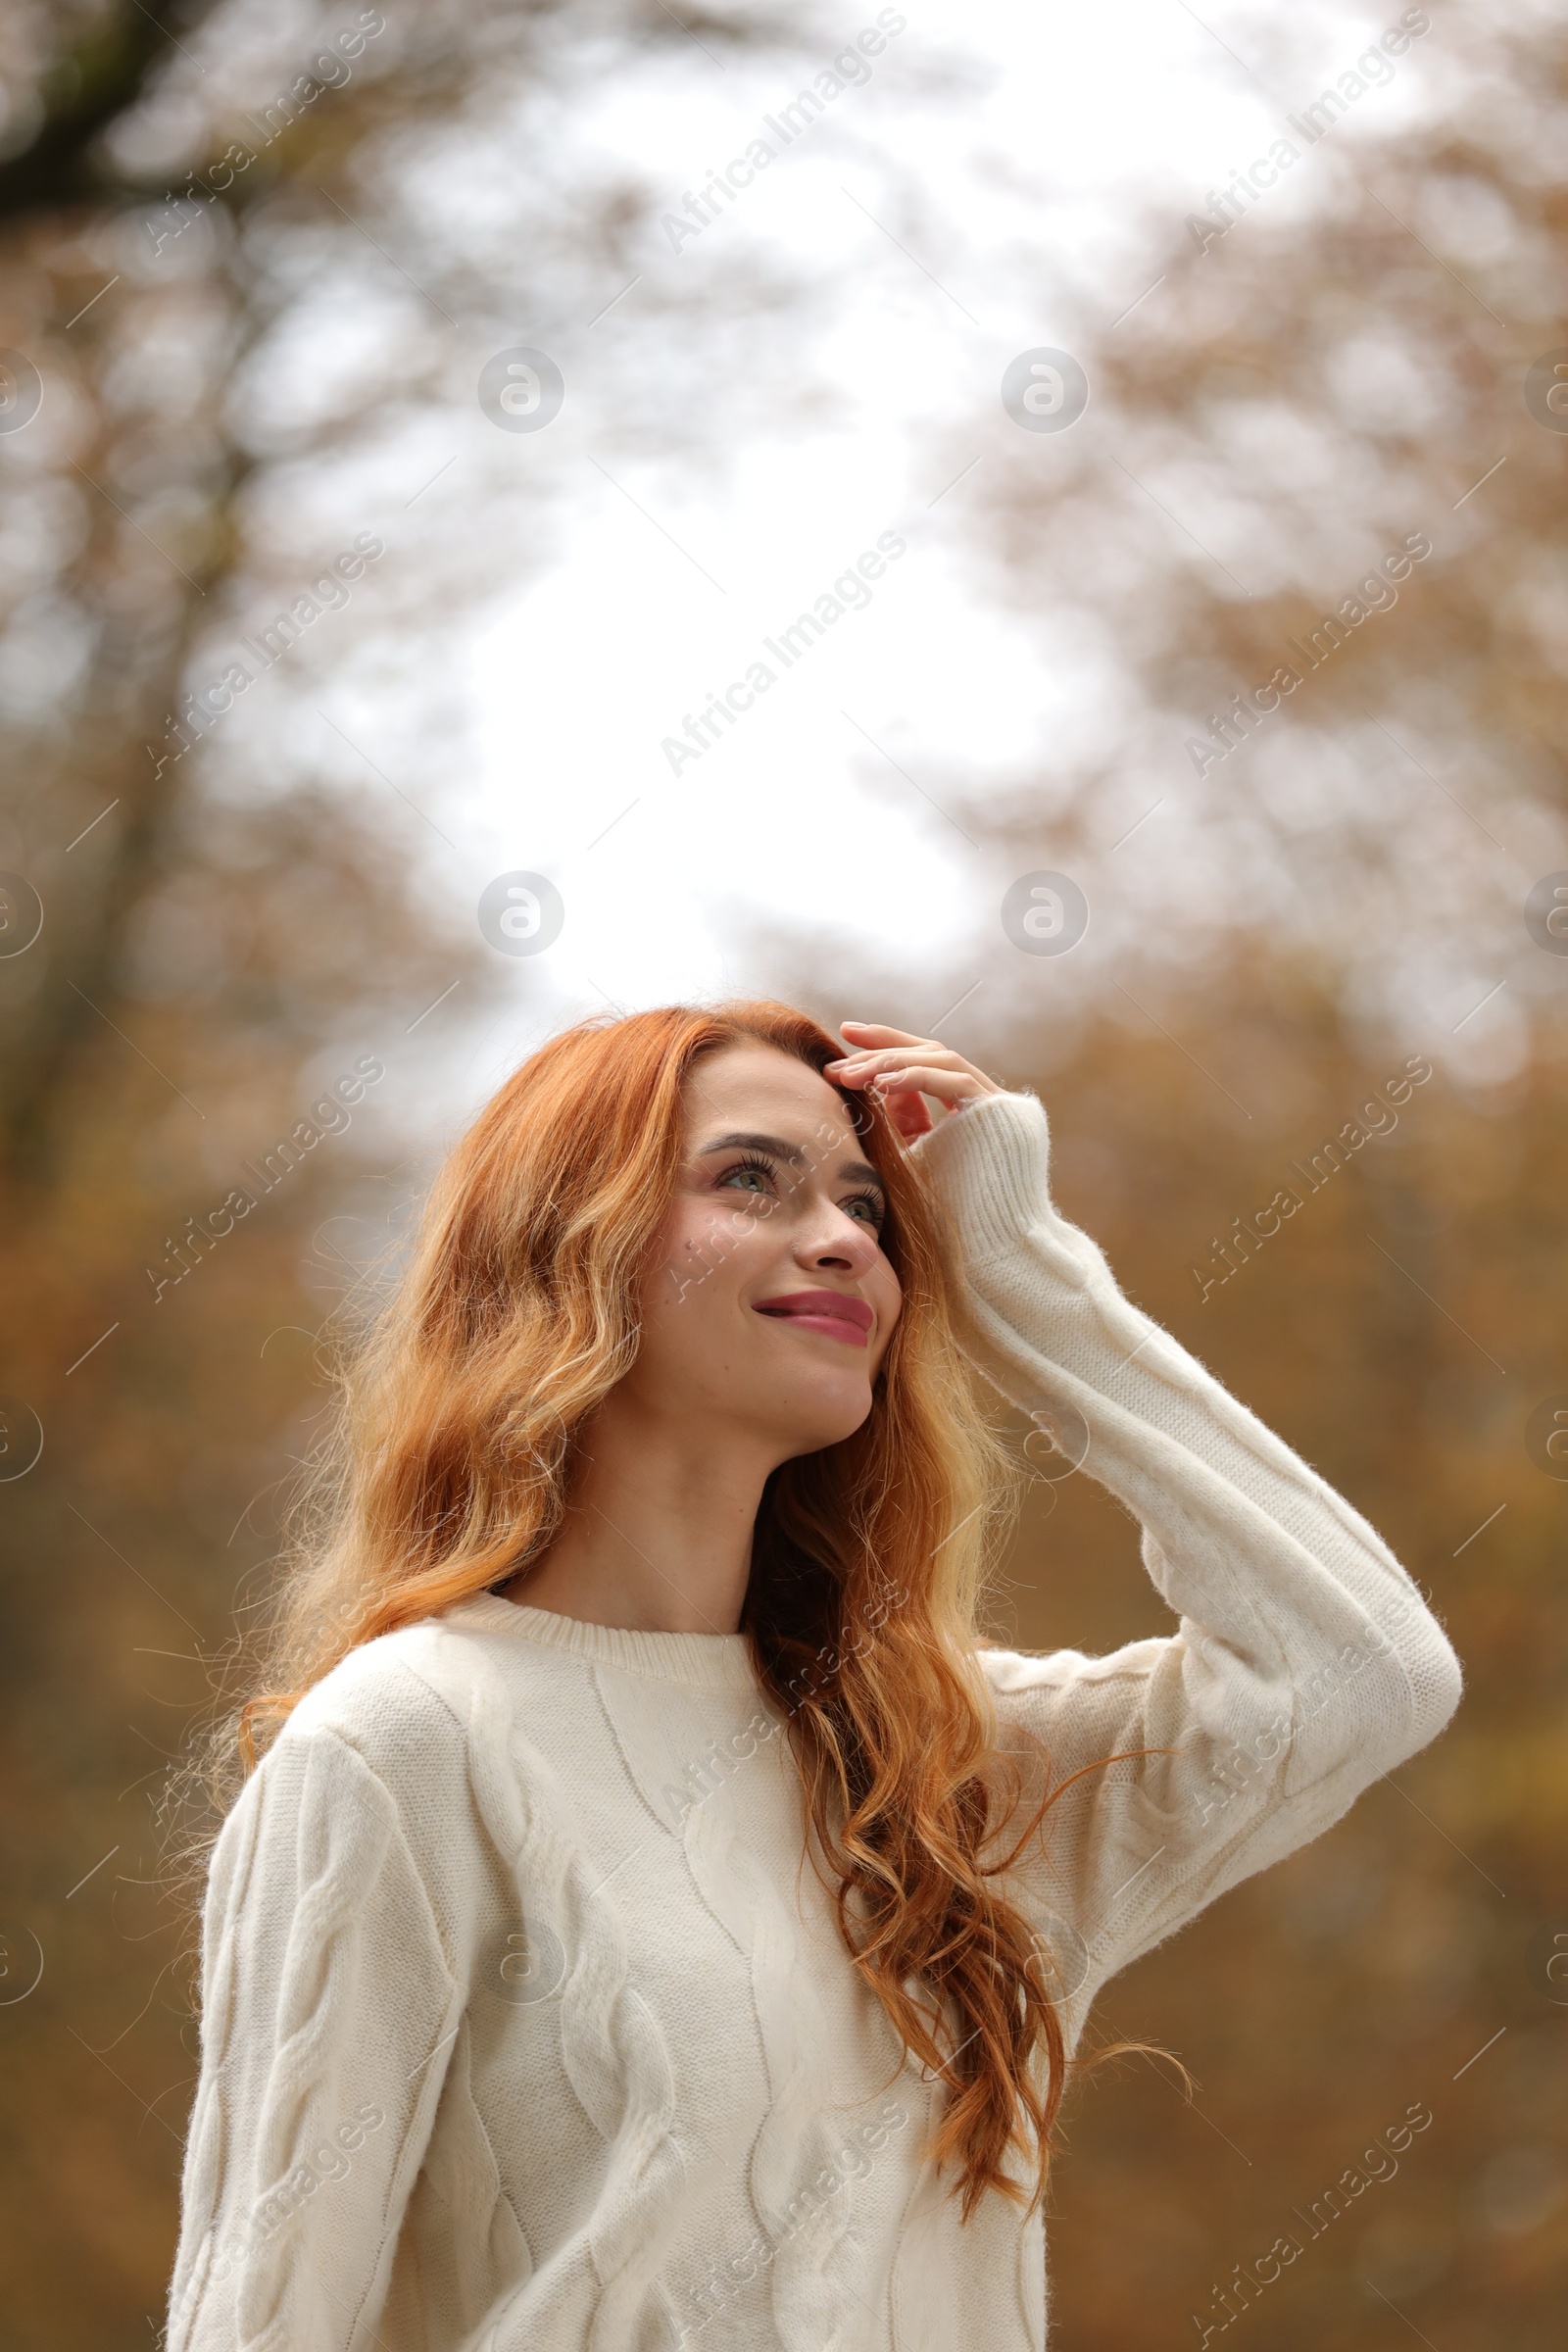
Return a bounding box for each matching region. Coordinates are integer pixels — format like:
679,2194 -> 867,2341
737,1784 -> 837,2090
801,1209 -> 878,1271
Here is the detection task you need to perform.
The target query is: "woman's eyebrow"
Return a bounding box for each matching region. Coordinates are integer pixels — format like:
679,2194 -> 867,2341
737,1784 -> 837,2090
837,1156 -> 885,1196
698,1128 -> 807,1165
696,1130 -> 885,1196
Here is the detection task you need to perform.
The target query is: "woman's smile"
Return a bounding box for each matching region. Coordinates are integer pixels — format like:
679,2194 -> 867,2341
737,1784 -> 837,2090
752,1288 -> 875,1346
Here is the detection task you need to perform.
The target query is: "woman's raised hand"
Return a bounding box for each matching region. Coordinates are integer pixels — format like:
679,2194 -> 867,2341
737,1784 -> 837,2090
825,1021 -> 1003,1144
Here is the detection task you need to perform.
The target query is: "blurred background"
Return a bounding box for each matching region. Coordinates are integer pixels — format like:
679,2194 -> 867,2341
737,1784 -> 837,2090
1,0 -> 1565,2341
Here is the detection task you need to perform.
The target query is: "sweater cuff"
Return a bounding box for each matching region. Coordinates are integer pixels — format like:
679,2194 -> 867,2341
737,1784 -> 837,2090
907,1088 -> 1092,1285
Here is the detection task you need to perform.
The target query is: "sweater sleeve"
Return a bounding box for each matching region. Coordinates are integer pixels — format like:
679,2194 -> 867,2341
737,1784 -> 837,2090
907,1088 -> 1463,2014
168,1710 -> 464,2352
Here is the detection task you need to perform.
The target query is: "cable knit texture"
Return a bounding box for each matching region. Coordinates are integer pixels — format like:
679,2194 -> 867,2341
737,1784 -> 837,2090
167,1088 -> 1462,2352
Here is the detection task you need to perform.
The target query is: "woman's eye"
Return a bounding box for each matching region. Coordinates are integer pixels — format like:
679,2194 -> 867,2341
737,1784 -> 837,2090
719,1160 -> 773,1196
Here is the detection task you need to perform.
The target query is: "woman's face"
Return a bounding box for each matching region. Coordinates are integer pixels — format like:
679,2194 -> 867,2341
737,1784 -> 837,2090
626,1042 -> 905,1464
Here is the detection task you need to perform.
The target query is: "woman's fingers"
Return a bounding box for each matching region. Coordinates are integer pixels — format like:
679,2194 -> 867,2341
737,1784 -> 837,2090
829,1047 -> 946,1082
869,1064 -> 983,1105
827,1025 -> 1002,1139
879,1087 -> 935,1141
838,1021 -> 927,1047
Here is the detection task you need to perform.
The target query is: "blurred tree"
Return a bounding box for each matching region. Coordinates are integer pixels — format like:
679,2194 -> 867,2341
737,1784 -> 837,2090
935,0 -> 1568,1073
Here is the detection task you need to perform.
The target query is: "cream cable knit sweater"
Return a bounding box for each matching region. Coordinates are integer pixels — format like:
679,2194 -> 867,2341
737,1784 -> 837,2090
167,1089 -> 1462,2352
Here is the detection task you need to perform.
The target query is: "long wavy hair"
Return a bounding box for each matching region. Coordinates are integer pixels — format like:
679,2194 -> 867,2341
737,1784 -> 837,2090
214,999 -> 1149,2218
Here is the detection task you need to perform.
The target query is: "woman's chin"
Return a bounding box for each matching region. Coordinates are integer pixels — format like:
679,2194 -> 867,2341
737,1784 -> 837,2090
773,1392 -> 875,1458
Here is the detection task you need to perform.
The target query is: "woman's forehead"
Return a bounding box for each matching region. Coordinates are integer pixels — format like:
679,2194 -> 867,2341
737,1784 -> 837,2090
684,1041 -> 849,1134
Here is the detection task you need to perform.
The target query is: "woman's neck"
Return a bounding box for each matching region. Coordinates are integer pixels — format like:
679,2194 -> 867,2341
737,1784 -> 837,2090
502,1406 -> 778,1636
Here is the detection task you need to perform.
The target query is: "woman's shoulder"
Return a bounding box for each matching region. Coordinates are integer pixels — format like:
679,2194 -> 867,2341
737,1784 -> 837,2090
275,1600 -> 518,1796
208,1609 -> 523,1948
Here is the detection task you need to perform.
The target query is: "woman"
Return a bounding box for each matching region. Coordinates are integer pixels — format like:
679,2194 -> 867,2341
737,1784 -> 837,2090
167,1002 -> 1461,2352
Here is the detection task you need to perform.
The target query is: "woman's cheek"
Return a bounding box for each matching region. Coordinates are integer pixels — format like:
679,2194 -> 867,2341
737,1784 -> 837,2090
654,1200 -> 779,1317
683,1203 -> 761,1280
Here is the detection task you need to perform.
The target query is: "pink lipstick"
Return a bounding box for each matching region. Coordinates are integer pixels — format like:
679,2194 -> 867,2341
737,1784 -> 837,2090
752,1289 -> 874,1347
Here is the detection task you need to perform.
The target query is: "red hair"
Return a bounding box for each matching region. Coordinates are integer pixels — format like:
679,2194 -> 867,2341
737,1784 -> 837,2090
233,1001 -> 1143,2215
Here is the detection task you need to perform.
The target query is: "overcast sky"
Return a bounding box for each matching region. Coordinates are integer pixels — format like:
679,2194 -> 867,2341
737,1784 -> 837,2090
257,0 -> 1464,1129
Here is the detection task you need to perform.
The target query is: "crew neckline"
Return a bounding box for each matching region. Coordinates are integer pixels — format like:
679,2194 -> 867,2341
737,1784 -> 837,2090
450,1592 -> 761,1691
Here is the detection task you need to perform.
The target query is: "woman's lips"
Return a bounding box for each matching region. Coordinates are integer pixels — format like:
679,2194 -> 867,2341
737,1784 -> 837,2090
753,1290 -> 874,1348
